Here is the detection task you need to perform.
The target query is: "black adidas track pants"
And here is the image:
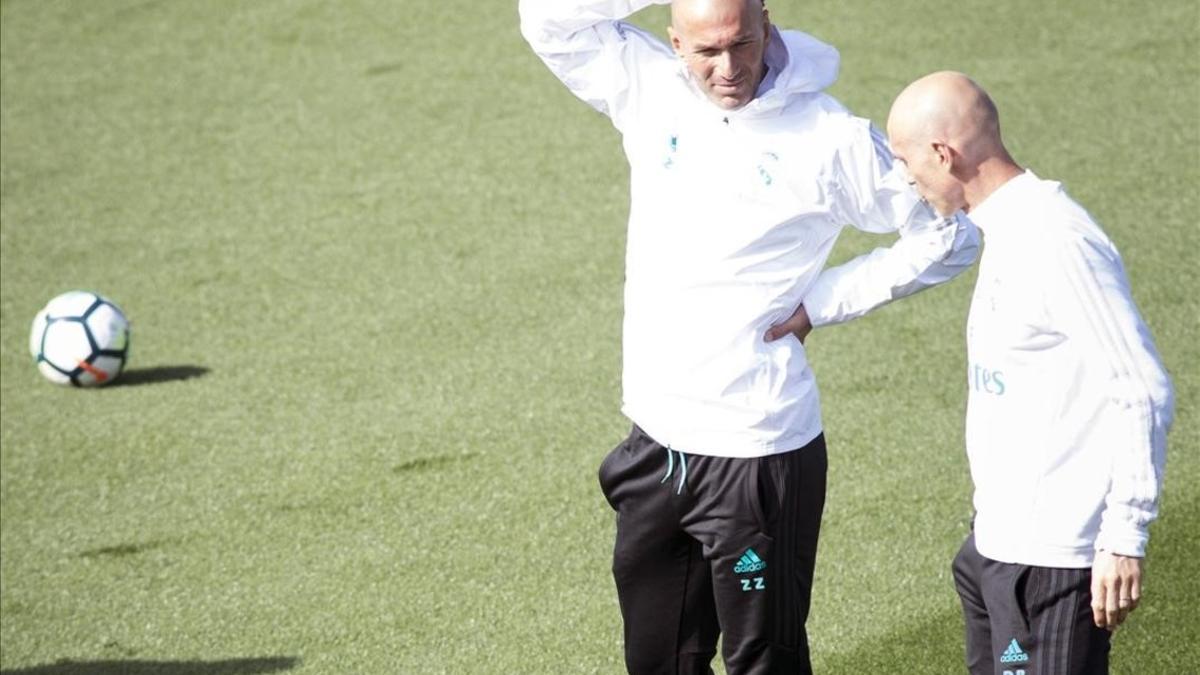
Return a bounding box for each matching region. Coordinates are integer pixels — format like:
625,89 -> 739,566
599,425 -> 827,675
953,532 -> 1112,675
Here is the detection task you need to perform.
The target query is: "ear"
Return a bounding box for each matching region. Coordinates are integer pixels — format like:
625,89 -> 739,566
667,25 -> 684,57
932,141 -> 955,171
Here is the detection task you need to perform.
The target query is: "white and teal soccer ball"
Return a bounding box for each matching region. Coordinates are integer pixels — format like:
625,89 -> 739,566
29,291 -> 130,387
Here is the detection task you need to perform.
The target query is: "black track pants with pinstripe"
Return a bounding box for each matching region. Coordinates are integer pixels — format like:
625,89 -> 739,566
598,425 -> 827,675
952,532 -> 1112,675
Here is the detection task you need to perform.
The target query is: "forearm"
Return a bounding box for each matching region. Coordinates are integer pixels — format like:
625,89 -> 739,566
1095,362 -> 1173,556
1096,412 -> 1170,557
1093,373 -> 1172,557
520,0 -> 667,120
1094,351 -> 1173,557
804,212 -> 979,327
519,0 -> 664,55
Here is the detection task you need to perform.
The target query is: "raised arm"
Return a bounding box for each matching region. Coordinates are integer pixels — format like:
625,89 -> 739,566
519,0 -> 672,126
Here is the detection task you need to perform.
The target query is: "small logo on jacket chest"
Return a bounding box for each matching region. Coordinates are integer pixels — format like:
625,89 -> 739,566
660,133 -> 779,188
756,151 -> 778,186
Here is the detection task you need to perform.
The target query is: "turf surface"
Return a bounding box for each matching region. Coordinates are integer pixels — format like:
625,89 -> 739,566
2,1 -> 1196,673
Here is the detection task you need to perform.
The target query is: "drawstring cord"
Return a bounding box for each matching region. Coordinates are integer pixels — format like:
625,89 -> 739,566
659,447 -> 688,495
678,452 -> 688,495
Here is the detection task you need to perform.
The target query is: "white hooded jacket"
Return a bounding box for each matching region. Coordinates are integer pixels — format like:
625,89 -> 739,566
521,0 -> 980,457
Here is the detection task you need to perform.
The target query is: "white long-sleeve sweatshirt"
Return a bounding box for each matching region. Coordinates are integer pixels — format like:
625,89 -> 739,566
520,0 -> 979,457
965,171 -> 1174,567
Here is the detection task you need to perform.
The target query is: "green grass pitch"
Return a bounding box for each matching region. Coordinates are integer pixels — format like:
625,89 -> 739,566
2,1 -> 1197,673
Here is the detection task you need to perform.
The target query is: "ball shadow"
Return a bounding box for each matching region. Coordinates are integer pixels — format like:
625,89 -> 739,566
111,365 -> 210,387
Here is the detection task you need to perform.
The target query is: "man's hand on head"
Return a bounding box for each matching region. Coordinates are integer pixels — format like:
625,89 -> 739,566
765,304 -> 812,344
1091,551 -> 1144,631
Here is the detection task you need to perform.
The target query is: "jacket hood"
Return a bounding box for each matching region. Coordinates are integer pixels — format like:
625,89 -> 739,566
765,28 -> 840,99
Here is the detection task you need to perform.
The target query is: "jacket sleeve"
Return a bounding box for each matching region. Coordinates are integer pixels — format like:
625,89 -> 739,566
518,0 -> 671,129
802,119 -> 980,327
1053,234 -> 1175,557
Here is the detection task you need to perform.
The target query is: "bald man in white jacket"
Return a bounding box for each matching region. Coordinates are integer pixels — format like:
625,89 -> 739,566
888,71 -> 1175,675
521,1 -> 980,672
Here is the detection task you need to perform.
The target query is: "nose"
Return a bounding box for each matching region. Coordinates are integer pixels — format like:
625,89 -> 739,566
715,50 -> 735,79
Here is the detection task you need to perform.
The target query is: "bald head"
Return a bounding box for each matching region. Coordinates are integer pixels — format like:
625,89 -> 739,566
671,0 -> 764,28
886,71 -> 1021,214
669,0 -> 770,110
888,71 -> 1004,164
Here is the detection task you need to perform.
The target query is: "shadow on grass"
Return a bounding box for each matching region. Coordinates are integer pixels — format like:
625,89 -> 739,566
77,539 -> 172,559
0,657 -> 298,675
111,365 -> 209,387
392,452 -> 479,474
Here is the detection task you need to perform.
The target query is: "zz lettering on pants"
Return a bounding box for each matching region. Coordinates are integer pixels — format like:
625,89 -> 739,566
1003,670 -> 1026,675
740,577 -> 765,592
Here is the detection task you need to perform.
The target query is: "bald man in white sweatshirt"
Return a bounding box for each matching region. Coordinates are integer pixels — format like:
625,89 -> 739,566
887,71 -> 1175,675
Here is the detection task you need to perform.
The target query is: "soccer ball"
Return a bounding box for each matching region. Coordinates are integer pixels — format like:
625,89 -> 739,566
29,291 -> 131,387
